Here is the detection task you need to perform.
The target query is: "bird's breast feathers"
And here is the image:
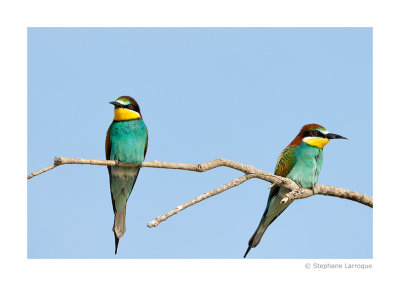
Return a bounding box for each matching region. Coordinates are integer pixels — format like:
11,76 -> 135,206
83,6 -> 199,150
108,119 -> 148,163
289,146 -> 323,188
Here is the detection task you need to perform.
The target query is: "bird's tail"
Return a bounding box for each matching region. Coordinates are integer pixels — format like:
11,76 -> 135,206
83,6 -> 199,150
113,204 -> 127,254
243,222 -> 269,258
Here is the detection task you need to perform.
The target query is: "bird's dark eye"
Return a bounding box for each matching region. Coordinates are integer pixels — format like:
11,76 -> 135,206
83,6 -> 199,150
127,104 -> 133,109
313,131 -> 319,136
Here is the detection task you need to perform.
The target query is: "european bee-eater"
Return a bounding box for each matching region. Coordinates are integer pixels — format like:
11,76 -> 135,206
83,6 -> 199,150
105,96 -> 148,254
244,124 -> 347,258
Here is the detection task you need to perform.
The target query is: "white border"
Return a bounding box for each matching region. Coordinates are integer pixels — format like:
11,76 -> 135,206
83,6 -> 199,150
1,0 -> 398,284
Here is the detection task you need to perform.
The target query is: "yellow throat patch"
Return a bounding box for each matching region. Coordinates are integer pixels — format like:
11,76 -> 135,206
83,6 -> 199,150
113,108 -> 141,121
303,137 -> 330,149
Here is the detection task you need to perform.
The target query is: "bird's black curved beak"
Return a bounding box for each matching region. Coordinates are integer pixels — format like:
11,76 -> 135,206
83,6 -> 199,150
327,133 -> 348,140
109,101 -> 124,108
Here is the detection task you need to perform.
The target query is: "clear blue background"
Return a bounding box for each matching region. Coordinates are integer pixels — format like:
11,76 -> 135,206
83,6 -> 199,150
28,28 -> 372,259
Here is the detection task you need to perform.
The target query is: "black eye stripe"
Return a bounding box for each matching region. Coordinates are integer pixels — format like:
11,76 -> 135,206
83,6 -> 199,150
124,104 -> 139,112
303,130 -> 327,138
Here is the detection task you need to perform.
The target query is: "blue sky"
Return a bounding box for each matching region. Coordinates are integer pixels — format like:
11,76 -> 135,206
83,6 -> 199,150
27,28 -> 372,259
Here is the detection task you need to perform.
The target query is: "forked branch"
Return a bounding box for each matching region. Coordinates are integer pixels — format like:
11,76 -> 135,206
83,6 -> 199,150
27,157 -> 373,228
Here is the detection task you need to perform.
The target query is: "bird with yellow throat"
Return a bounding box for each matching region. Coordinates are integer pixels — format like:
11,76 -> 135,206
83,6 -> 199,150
244,124 -> 347,258
105,96 -> 148,254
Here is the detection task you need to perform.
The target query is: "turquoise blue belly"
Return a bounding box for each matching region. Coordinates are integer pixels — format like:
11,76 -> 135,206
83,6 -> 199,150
109,119 -> 147,210
287,143 -> 323,189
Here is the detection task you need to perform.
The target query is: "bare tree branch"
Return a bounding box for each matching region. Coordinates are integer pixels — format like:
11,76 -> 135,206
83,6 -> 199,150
147,173 -> 257,228
27,157 -> 373,227
280,185 -> 373,207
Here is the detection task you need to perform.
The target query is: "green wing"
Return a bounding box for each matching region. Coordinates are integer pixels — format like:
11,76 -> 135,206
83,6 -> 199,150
264,145 -> 297,217
105,126 -> 112,182
274,145 -> 297,177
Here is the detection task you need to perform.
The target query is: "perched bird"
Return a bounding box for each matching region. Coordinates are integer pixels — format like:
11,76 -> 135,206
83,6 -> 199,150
105,96 -> 148,254
244,124 -> 347,258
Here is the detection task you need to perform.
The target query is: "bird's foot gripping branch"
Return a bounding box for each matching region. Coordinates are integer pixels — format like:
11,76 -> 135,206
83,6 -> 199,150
27,157 -> 373,228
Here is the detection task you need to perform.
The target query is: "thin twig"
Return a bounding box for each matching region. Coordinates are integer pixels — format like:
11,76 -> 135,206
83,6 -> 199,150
27,157 -> 373,228
147,173 -> 257,228
27,164 -> 58,180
